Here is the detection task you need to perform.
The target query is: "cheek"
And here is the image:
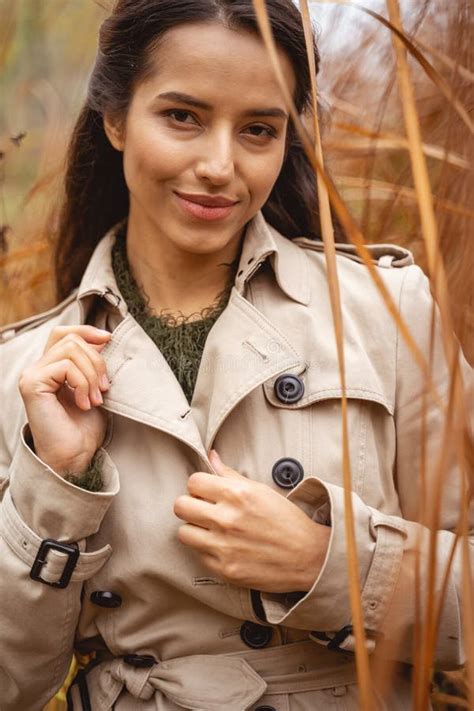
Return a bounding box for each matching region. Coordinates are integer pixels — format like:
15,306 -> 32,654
243,147 -> 285,200
123,121 -> 193,185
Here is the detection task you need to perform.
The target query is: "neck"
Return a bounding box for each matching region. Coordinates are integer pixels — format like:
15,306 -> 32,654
124,212 -> 244,317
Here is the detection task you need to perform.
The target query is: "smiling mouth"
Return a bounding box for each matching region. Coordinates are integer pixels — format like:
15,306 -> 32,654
174,191 -> 239,207
173,192 -> 239,221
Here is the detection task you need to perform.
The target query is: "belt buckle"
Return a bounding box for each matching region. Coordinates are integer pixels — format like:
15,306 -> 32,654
327,625 -> 353,651
30,538 -> 79,588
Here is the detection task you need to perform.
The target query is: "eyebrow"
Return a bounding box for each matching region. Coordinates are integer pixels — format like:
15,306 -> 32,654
154,91 -> 288,120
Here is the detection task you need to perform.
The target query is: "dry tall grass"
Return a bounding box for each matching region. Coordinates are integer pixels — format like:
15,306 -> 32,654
0,1 -> 472,709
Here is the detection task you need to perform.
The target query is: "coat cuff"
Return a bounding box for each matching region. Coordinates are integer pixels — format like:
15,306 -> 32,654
258,477 -> 407,651
9,423 -> 119,541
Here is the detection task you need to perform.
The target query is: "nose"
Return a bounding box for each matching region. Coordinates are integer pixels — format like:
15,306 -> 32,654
194,129 -> 235,186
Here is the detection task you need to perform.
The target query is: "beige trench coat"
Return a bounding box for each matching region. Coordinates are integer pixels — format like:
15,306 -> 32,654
0,212 -> 472,711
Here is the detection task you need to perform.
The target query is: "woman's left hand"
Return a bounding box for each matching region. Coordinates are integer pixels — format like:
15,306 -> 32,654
173,449 -> 331,594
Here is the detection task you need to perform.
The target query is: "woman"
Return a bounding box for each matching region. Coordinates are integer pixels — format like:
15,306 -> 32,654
0,1 -> 471,709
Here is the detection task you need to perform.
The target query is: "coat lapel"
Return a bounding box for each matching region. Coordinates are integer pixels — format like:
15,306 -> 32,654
189,211 -> 310,450
191,287 -> 305,451
76,212 -> 310,457
99,313 -> 208,457
97,286 -> 306,457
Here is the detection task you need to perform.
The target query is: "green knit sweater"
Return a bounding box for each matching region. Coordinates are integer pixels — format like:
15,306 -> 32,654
64,227 -> 239,492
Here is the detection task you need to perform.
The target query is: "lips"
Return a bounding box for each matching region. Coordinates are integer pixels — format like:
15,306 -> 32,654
174,191 -> 238,207
173,191 -> 239,221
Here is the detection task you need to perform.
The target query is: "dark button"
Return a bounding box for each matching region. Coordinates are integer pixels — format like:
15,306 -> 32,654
274,374 -> 305,404
255,707 -> 277,711
240,621 -> 273,649
272,458 -> 304,489
90,591 -> 122,609
123,654 -> 157,668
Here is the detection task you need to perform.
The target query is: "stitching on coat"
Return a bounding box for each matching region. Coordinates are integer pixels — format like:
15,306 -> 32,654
103,316 -> 135,361
48,575 -> 76,703
394,266 -> 413,416
0,495 -> 31,566
264,386 -> 393,413
193,576 -> 221,585
268,385 -> 388,398
207,357 -> 301,440
103,399 -> 190,432
100,401 -> 204,455
219,626 -> 241,638
107,356 -> 132,383
298,243 -> 311,304
242,340 -> 269,362
309,401 -> 314,481
357,401 -> 368,497
232,290 -> 302,358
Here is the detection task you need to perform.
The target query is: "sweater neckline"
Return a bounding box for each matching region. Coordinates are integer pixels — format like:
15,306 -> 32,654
111,224 -> 241,329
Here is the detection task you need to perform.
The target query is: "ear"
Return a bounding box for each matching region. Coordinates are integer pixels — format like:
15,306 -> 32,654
103,112 -> 125,152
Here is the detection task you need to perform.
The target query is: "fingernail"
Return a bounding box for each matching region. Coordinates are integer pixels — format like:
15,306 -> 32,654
94,388 -> 103,405
210,449 -> 220,462
100,374 -> 110,390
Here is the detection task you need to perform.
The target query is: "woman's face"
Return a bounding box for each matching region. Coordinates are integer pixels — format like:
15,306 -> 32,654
104,21 -> 296,257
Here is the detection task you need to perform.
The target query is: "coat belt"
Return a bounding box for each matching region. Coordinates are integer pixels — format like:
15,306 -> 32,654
73,640 -> 358,711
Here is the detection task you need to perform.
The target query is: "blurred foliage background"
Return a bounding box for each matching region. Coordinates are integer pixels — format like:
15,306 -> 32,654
0,1 -> 472,709
0,0 -> 107,326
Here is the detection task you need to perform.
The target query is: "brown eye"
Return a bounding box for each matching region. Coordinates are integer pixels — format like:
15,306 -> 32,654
166,109 -> 198,125
245,124 -> 277,139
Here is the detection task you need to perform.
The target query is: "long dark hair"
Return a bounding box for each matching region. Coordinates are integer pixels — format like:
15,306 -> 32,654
55,0 -> 337,301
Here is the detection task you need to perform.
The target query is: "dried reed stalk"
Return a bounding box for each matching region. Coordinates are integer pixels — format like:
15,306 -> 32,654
413,36 -> 474,84
386,0 -> 454,353
331,123 -> 470,170
252,6 -> 447,420
386,2 -> 472,707
300,0 -> 375,705
255,1 -> 472,707
243,28 -> 462,700
316,0 -> 474,133
337,176 -> 474,220
0,0 -> 17,68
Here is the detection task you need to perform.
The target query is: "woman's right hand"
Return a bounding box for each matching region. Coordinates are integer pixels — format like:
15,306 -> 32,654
18,325 -> 112,476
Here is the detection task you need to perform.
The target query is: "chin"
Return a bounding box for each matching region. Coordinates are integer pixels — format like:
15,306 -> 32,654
171,227 -> 237,252
178,239 -> 230,256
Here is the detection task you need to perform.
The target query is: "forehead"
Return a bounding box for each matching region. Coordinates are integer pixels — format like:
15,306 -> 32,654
136,21 -> 296,108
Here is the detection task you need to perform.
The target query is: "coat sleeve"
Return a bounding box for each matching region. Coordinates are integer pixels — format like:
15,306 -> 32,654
257,264 -> 473,669
0,379 -> 119,711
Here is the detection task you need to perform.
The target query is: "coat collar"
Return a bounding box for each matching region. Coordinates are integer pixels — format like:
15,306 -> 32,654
234,211 -> 310,306
76,211 -> 310,313
74,211 -> 309,458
